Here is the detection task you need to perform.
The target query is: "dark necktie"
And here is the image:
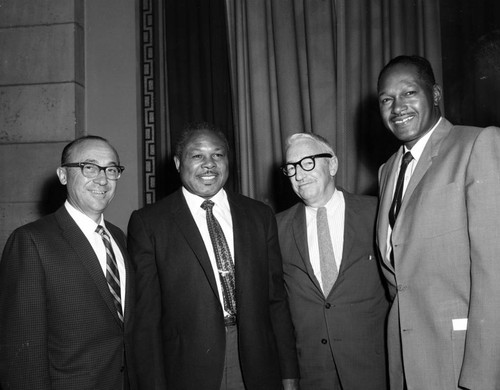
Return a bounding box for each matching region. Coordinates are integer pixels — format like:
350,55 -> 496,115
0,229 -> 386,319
317,207 -> 338,296
389,151 -> 413,229
96,225 -> 124,323
201,200 -> 237,317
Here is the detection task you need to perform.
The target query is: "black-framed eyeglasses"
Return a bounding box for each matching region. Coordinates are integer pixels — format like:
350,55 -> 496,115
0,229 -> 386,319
281,153 -> 332,177
62,162 -> 125,180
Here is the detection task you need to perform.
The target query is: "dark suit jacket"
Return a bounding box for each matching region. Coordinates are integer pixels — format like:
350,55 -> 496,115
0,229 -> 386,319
127,189 -> 299,390
277,191 -> 388,390
0,206 -> 135,390
377,119 -> 500,389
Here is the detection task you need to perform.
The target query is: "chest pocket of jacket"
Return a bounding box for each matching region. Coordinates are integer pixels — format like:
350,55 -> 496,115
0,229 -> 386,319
415,182 -> 466,238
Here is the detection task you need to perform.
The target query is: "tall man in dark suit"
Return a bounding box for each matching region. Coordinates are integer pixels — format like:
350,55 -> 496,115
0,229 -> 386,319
376,55 -> 500,389
0,135 -> 135,390
128,123 -> 299,390
276,133 -> 389,390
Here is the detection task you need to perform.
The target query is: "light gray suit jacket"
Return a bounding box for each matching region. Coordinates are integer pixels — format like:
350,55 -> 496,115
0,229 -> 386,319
377,118 -> 500,390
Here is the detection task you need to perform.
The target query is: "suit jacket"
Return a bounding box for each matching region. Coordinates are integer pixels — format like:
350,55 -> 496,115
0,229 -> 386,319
377,118 -> 500,390
127,189 -> 299,390
276,191 -> 388,390
0,206 -> 136,390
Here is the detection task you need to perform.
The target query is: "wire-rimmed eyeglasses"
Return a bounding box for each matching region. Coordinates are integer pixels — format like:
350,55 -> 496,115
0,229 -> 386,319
281,153 -> 332,177
62,162 -> 125,180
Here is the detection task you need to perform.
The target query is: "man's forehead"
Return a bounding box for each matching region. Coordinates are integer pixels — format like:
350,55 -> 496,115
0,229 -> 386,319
186,141 -> 226,151
380,63 -> 419,84
71,140 -> 118,161
184,132 -> 227,151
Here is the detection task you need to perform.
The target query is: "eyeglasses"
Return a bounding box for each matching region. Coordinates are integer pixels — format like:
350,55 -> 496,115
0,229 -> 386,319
281,153 -> 332,177
62,162 -> 125,180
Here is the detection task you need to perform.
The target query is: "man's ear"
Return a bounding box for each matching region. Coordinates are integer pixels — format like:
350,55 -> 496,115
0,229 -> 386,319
329,155 -> 338,177
433,84 -> 442,106
56,167 -> 68,185
174,156 -> 181,172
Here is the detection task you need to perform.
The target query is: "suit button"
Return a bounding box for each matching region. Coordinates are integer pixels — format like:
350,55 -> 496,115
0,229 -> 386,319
120,366 -> 125,372
325,303 -> 331,309
321,339 -> 328,344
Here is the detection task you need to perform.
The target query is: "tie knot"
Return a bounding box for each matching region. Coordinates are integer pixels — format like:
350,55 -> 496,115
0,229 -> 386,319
95,225 -> 105,236
402,151 -> 413,166
201,200 -> 215,211
317,206 -> 327,218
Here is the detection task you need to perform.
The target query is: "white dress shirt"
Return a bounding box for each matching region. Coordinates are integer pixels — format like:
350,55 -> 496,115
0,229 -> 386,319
305,189 -> 345,290
64,200 -> 126,310
182,187 -> 234,315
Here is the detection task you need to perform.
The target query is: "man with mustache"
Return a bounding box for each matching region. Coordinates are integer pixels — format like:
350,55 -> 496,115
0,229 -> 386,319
376,55 -> 500,389
128,122 -> 299,389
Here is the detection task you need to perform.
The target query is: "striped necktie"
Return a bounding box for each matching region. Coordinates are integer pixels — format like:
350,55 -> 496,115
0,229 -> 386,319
96,225 -> 124,323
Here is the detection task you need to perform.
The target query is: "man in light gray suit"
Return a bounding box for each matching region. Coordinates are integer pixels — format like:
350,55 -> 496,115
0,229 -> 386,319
377,55 -> 500,389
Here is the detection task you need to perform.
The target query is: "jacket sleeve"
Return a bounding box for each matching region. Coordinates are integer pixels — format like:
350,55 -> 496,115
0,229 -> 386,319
267,210 -> 300,379
459,126 -> 500,389
0,228 -> 51,389
127,210 -> 167,389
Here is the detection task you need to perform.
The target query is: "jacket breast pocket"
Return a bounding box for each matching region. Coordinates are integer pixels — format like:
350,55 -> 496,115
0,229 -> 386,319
416,182 -> 466,238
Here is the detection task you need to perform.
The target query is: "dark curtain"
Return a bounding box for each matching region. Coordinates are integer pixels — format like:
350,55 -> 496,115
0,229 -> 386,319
224,0 -> 442,211
141,0 -> 500,205
440,0 -> 500,128
155,0 -> 235,199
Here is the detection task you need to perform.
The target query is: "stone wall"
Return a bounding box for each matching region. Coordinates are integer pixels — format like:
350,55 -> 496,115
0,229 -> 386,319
0,0 -> 84,249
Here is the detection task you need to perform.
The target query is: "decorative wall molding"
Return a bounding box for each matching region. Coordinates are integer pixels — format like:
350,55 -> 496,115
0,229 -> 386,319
140,0 -> 157,205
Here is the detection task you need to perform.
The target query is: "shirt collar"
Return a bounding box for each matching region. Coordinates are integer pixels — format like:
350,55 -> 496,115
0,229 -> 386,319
305,188 -> 342,212
182,187 -> 229,213
64,200 -> 105,233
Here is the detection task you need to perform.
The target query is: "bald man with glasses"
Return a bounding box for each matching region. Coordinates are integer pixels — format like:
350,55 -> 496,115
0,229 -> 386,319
0,135 -> 136,390
276,133 -> 389,390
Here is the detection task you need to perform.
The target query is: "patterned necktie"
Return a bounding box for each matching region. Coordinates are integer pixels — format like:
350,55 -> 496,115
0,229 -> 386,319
317,207 -> 338,296
96,225 -> 124,323
389,151 -> 413,229
201,200 -> 237,317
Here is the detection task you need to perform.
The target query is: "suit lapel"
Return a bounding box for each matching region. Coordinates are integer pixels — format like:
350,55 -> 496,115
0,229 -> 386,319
378,119 -> 454,270
398,119 -> 453,223
340,192 -> 356,274
377,148 -> 403,269
55,207 -> 123,327
171,190 -> 220,299
290,204 -> 323,294
227,193 -> 249,302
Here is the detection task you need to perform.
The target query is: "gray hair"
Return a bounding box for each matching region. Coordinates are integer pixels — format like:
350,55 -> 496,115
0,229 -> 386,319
285,133 -> 336,157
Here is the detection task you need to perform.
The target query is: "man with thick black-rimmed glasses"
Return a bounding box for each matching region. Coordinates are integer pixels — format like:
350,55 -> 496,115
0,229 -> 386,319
276,132 -> 389,390
0,135 -> 136,390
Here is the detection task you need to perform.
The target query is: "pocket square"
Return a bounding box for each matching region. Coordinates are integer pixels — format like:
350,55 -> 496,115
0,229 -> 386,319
452,318 -> 467,331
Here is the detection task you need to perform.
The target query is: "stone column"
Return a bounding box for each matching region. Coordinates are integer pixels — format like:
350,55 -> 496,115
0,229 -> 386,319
0,0 -> 84,248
